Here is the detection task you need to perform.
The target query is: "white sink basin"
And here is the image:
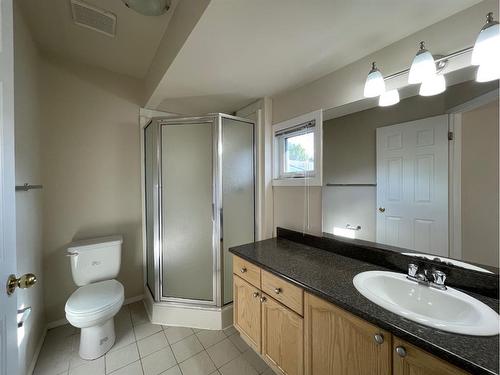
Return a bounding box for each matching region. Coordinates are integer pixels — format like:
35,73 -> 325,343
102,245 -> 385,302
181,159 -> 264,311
353,271 -> 500,336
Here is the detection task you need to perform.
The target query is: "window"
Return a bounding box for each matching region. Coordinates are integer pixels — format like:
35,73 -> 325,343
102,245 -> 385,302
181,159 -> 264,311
273,110 -> 322,186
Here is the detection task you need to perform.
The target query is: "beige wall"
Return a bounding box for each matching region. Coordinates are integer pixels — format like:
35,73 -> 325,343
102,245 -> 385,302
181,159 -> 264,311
145,0 -> 211,107
13,4 -> 45,373
271,0 -> 498,124
39,55 -> 144,322
273,187 -> 322,236
461,100 -> 499,267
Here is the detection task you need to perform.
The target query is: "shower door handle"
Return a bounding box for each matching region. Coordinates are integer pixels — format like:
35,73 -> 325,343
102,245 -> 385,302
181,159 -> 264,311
219,208 -> 223,241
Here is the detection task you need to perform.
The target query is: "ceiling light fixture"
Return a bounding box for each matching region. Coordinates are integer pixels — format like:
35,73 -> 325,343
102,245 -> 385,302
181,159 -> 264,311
419,74 -> 446,96
122,0 -> 170,16
379,89 -> 400,107
408,41 -> 436,84
363,62 -> 385,98
471,12 -> 500,66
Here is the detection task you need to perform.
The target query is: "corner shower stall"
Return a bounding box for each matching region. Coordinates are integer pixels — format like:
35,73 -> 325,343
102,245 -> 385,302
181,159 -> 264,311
143,114 -> 255,328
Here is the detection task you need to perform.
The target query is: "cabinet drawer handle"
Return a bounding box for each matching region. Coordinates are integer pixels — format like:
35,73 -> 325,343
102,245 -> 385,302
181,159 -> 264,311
240,267 -> 247,273
274,287 -> 282,294
252,292 -> 260,298
395,346 -> 407,357
260,296 -> 267,303
373,333 -> 384,344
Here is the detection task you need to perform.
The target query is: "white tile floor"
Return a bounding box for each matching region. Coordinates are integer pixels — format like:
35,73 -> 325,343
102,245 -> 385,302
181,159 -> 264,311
34,302 -> 274,375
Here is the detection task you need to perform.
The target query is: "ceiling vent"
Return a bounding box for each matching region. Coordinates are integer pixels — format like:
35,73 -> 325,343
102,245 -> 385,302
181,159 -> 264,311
70,0 -> 117,37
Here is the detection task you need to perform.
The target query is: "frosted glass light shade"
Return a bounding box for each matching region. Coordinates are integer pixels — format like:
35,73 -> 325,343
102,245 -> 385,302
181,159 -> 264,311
122,0 -> 170,15
476,61 -> 500,82
408,46 -> 436,84
364,63 -> 385,98
379,89 -> 400,107
364,70 -> 385,97
419,74 -> 446,96
471,13 -> 500,66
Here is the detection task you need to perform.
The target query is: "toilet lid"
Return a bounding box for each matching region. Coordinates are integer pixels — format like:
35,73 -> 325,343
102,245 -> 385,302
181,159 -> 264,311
66,279 -> 124,316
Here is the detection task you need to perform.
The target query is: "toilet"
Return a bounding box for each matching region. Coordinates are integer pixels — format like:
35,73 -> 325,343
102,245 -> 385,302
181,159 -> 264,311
65,235 -> 125,360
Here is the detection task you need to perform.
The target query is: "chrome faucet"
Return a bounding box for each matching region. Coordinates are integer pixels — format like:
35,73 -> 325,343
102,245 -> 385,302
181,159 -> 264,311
406,263 -> 447,290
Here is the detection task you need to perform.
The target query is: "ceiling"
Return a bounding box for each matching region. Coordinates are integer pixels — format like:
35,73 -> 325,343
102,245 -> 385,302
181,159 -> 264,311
17,0 -> 178,79
154,0 -> 481,114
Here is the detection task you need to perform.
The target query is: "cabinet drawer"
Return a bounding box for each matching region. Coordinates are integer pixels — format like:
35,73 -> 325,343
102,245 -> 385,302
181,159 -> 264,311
262,270 -> 303,315
233,256 -> 261,288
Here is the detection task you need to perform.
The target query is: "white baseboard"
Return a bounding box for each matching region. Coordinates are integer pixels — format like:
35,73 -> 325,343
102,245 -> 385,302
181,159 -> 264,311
46,294 -> 144,329
124,294 -> 144,305
27,327 -> 47,375
46,317 -> 68,330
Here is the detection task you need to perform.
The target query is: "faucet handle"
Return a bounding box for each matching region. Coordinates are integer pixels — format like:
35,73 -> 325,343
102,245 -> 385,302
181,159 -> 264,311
431,270 -> 447,286
408,263 -> 419,277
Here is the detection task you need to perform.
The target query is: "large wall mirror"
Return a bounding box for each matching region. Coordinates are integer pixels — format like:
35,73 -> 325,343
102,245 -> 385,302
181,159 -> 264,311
321,67 -> 499,274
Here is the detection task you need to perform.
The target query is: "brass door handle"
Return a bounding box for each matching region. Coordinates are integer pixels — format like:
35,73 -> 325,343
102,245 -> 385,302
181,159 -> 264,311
6,273 -> 37,295
378,207 -> 386,213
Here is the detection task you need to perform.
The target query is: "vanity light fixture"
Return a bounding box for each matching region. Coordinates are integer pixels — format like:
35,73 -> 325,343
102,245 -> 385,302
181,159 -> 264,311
362,11 -> 499,105
379,89 -> 400,106
408,41 -> 436,84
419,74 -> 446,96
471,12 -> 500,66
363,62 -> 385,98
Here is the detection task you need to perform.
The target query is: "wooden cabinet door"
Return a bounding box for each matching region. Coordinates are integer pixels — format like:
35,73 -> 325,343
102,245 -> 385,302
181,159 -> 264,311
393,337 -> 470,375
304,293 -> 391,375
234,274 -> 262,352
261,294 -> 304,375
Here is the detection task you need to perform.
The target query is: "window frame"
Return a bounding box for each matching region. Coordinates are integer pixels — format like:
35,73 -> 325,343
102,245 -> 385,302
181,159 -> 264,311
272,110 -> 323,186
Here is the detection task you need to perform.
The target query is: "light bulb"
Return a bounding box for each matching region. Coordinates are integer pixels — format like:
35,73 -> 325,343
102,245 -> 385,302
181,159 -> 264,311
471,12 -> 500,66
379,89 -> 400,107
364,62 -> 385,98
408,41 -> 436,84
476,61 -> 500,82
419,74 -> 446,96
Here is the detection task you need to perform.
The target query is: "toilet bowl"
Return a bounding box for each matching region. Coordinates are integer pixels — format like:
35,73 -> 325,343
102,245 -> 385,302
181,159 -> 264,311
65,235 -> 124,359
66,280 -> 124,359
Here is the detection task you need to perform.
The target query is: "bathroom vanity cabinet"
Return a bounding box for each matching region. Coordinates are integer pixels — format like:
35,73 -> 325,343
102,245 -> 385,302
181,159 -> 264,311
232,255 -> 471,375
234,256 -> 304,375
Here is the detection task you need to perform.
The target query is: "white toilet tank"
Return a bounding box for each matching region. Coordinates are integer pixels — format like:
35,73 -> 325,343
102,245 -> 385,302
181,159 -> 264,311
68,235 -> 123,286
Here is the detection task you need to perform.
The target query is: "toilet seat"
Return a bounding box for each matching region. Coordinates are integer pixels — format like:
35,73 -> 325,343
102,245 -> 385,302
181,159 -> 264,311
65,279 -> 124,328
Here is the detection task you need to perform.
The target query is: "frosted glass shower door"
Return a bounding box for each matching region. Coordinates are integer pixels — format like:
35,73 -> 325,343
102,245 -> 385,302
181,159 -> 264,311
161,122 -> 215,303
221,117 -> 255,304
144,123 -> 159,298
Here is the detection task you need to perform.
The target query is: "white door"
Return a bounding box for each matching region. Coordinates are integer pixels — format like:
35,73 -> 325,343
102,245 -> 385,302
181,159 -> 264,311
0,0 -> 19,374
376,115 -> 449,256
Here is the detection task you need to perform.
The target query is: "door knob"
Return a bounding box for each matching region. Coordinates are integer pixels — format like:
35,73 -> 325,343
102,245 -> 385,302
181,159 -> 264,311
378,207 -> 386,213
6,273 -> 37,295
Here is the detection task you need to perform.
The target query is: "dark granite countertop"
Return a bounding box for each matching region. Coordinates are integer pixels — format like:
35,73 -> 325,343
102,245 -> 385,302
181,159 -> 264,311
229,237 -> 500,375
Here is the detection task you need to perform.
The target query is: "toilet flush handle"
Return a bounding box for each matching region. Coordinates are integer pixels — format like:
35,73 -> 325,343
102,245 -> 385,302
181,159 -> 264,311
66,251 -> 79,257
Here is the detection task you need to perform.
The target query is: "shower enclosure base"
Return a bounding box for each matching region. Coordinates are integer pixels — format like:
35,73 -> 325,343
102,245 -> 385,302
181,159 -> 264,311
144,288 -> 233,330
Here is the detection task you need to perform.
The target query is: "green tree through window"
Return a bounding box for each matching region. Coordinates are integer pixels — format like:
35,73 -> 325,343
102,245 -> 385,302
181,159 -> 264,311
287,143 -> 308,161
